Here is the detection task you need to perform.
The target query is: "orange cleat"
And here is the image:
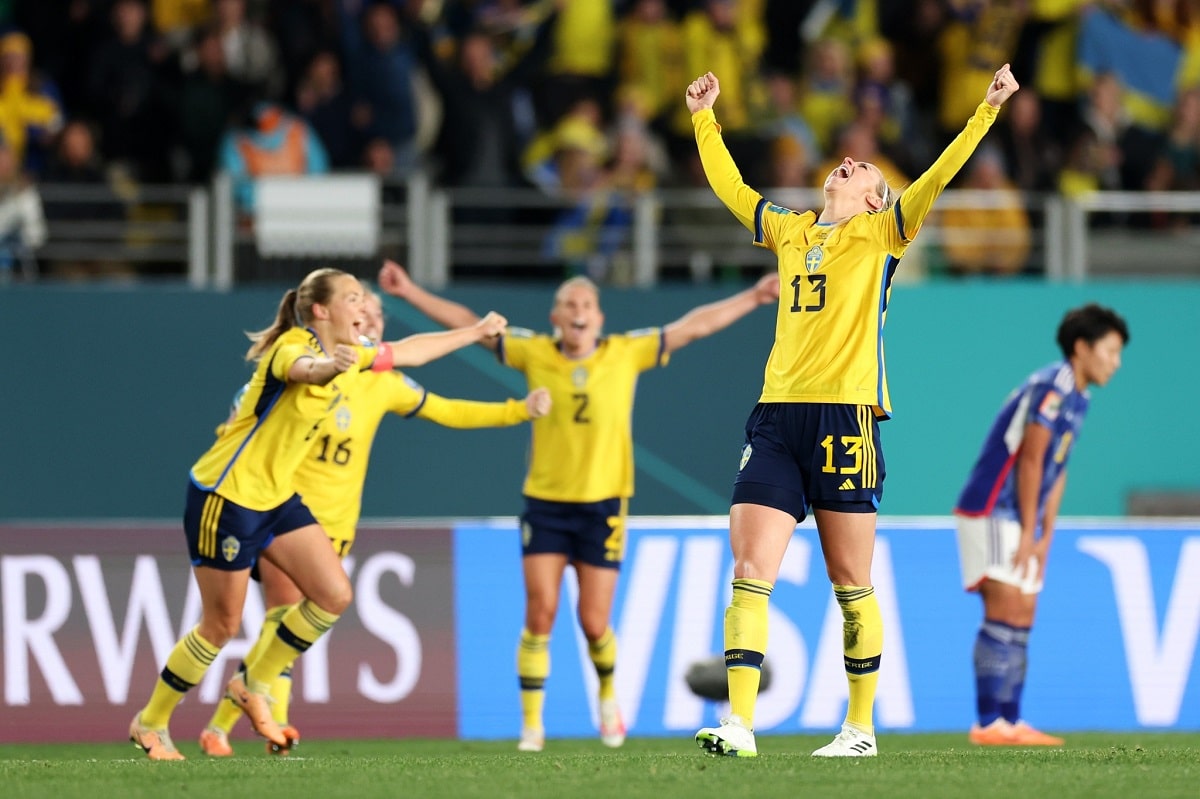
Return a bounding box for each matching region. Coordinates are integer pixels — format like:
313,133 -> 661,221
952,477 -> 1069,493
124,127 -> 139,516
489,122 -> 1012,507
129,714 -> 185,761
267,725 -> 301,756
199,727 -> 234,757
968,718 -> 1018,745
1010,721 -> 1065,746
226,671 -> 289,748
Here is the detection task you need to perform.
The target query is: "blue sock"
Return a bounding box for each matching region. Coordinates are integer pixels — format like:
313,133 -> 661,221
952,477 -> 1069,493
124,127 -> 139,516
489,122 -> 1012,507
999,626 -> 1030,723
973,620 -> 1016,726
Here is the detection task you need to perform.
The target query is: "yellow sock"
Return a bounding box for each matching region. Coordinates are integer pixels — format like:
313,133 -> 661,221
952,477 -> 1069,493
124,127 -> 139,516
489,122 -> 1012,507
725,578 -> 772,727
589,628 -> 617,702
246,599 -> 339,689
834,585 -> 883,734
139,627 -> 219,729
517,629 -> 550,732
206,605 -> 289,733
271,667 -> 294,724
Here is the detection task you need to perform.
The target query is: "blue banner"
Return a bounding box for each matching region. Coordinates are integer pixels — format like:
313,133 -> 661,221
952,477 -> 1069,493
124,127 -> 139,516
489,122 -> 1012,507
454,518 -> 1200,739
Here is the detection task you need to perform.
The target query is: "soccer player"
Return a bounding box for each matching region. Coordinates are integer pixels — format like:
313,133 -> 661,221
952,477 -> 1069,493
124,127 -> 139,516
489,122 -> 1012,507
198,288 -> 551,757
380,259 -> 778,752
955,303 -> 1128,747
685,65 -> 1019,758
129,268 -> 507,760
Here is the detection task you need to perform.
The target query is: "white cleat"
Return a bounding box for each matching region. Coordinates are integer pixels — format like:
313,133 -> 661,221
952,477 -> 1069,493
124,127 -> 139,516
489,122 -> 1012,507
517,727 -> 545,752
812,723 -> 877,757
695,714 -> 757,757
599,698 -> 626,748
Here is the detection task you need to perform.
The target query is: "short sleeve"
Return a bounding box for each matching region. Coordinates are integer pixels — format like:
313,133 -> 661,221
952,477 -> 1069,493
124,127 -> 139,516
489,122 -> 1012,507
1028,383 -> 1064,428
270,341 -> 315,381
621,328 -> 668,372
499,327 -> 537,370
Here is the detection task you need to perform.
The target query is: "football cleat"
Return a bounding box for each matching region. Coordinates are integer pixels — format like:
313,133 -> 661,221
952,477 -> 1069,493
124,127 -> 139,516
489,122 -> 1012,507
811,723 -> 877,757
968,718 -> 1018,746
129,714 -> 185,761
1010,721 -> 1064,747
225,670 -> 289,748
599,698 -> 626,748
696,714 -> 757,757
199,726 -> 234,757
267,725 -> 301,756
517,727 -> 545,752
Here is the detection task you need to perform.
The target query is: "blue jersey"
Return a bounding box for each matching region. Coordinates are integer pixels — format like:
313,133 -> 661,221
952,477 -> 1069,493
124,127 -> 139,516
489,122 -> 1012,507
955,361 -> 1089,521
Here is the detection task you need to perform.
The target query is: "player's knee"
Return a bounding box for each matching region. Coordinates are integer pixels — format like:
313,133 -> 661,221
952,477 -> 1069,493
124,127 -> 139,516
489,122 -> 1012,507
314,574 -> 353,615
199,613 -> 243,646
577,611 -> 608,641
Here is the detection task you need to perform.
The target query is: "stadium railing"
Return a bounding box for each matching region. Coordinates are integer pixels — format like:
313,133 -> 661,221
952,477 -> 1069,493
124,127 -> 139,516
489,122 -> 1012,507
24,175 -> 1200,286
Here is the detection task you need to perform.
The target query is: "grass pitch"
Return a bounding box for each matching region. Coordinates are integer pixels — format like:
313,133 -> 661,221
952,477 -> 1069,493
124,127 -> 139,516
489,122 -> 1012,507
2,733 -> 1197,799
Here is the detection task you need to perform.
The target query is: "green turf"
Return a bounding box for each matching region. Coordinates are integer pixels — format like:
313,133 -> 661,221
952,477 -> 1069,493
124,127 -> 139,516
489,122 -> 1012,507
1,733 -> 1198,799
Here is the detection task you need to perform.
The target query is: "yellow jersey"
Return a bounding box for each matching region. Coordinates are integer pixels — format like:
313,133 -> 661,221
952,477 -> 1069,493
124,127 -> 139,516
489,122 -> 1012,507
190,327 -> 375,510
692,101 -> 999,417
500,329 -> 668,503
293,370 -> 532,542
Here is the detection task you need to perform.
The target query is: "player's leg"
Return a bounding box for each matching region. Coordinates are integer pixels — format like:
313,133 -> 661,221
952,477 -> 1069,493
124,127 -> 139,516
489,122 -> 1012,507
810,507 -> 881,757
575,497 -> 626,747
133,565 -> 249,761
232,501 -> 350,748
201,558 -> 305,756
985,581 -> 1062,746
518,551 -> 568,751
809,405 -> 883,757
134,484 -> 260,760
698,404 -> 803,757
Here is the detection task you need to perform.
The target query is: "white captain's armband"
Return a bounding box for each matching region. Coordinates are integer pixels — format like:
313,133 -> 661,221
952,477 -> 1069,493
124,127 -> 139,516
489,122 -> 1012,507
505,326 -> 536,339
625,327 -> 660,338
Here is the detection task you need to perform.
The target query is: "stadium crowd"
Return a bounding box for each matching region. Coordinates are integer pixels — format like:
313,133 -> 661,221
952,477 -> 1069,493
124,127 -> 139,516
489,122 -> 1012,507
1,0 -> 1199,279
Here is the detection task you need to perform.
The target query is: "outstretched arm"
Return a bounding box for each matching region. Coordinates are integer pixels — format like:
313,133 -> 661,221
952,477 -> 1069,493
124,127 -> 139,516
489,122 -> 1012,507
416,387 -> 552,429
383,312 -> 507,367
893,65 -> 1019,244
687,72 -> 769,233
663,273 -> 778,354
379,260 -> 499,352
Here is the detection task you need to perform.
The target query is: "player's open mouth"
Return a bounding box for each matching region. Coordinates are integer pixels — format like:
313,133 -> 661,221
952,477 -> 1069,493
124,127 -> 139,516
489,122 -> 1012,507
569,321 -> 587,331
835,164 -> 852,179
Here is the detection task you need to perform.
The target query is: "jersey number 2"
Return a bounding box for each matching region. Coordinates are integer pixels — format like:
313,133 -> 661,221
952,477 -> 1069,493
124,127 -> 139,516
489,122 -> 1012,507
790,274 -> 827,312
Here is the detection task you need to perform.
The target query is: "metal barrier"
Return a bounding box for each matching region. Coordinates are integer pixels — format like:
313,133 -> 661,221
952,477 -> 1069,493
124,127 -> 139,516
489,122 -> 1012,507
22,176 -> 1200,286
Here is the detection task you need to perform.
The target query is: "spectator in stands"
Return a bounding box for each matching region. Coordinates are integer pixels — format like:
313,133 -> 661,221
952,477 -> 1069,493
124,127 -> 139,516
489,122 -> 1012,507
1076,72 -> 1128,191
210,0 -> 282,99
937,0 -> 1027,145
216,101 -> 330,216
338,0 -> 420,178
42,119 -> 133,280
523,97 -> 606,194
86,0 -> 173,182
676,0 -> 758,140
854,36 -> 923,174
798,38 -> 855,157
940,146 -> 1032,277
1148,87 -> 1200,192
541,0 -> 617,125
414,13 -> 556,189
617,0 -> 684,130
0,137 -> 46,280
295,49 -> 364,170
759,71 -> 819,177
0,30 -> 63,175
993,89 -> 1060,192
175,25 -> 248,183
767,131 -> 812,189
152,0 -> 210,54
268,0 -> 336,104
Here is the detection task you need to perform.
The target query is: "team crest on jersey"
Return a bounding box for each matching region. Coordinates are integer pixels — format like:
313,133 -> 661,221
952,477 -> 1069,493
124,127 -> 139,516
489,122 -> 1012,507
739,444 -> 753,471
335,405 -> 352,431
572,366 -> 588,389
805,245 -> 824,273
221,536 -> 240,563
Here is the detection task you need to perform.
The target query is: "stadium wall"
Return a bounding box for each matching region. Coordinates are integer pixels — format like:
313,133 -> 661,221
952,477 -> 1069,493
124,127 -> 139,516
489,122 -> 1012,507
1,280 -> 1194,520
1,517 -> 1197,742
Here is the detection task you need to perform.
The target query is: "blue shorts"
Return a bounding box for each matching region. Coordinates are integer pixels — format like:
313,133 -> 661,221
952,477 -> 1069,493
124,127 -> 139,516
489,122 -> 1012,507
519,496 -> 627,569
732,403 -> 885,523
183,481 -> 318,571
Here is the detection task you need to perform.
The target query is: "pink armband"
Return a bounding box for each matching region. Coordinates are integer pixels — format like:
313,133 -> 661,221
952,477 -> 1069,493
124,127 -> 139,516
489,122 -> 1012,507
371,342 -> 395,372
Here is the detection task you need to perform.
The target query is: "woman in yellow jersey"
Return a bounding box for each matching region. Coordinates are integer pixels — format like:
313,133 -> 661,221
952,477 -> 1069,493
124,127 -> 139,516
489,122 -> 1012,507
198,289 -> 551,757
379,259 -> 777,752
129,268 -> 507,760
687,66 -> 1020,758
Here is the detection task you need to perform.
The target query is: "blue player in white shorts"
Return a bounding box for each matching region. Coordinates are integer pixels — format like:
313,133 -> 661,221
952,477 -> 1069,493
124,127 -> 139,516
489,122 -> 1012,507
954,303 -> 1128,747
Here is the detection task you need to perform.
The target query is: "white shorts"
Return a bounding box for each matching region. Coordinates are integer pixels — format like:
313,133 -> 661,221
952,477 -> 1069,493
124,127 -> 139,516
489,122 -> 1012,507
954,515 -> 1043,595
